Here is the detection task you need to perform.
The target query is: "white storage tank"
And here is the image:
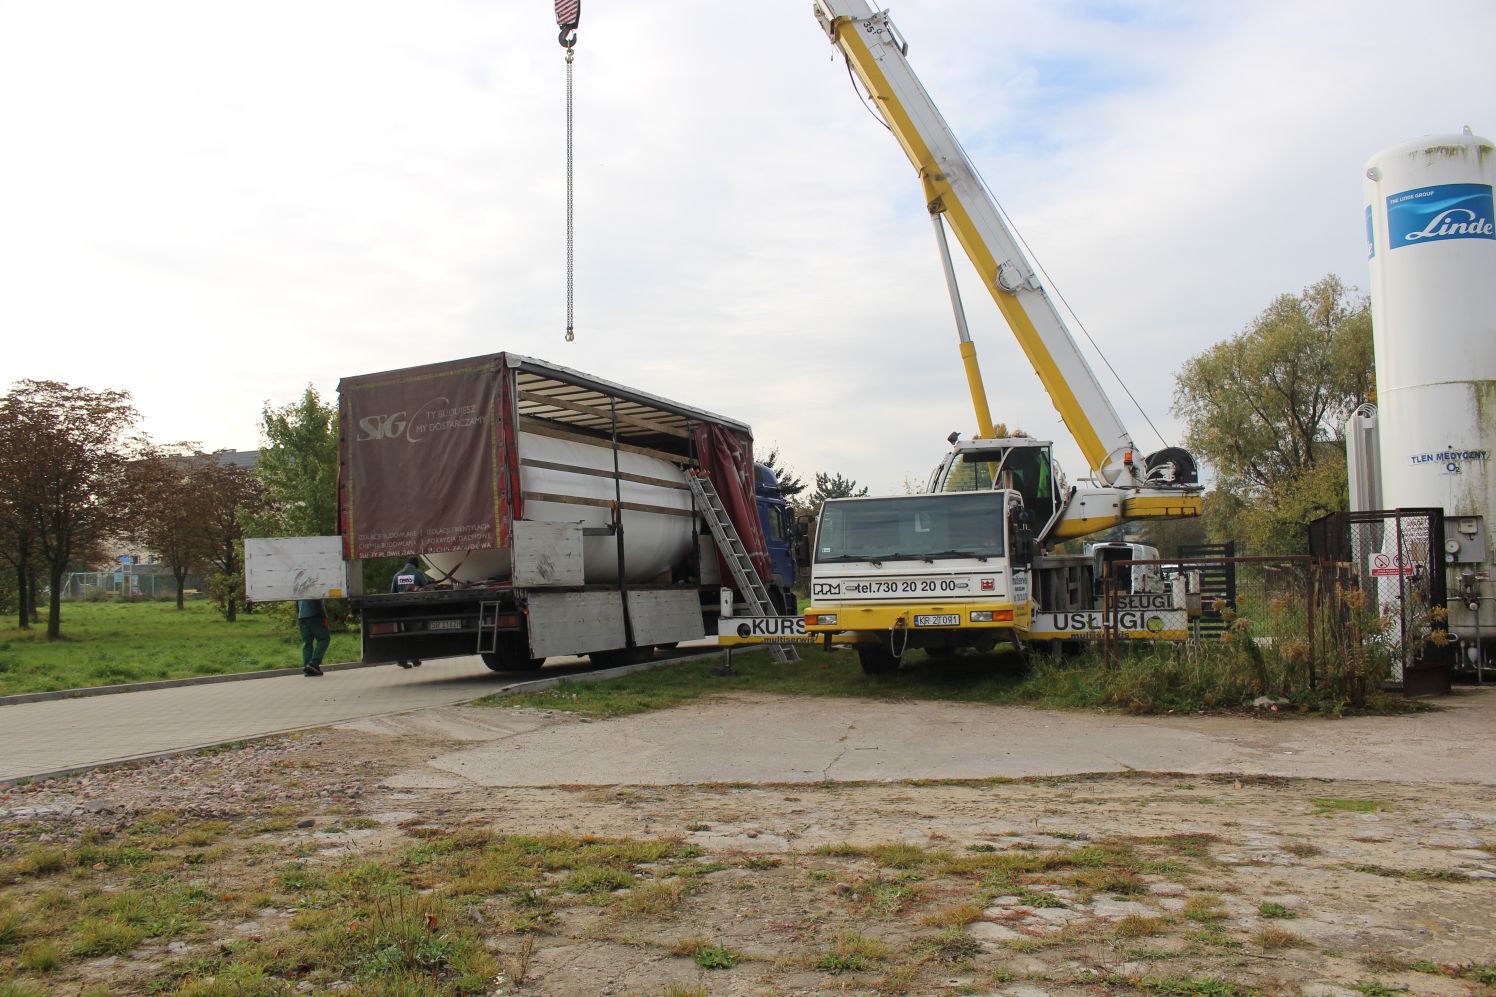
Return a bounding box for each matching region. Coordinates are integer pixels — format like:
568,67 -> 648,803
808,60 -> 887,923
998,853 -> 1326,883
1364,127 -> 1496,649
423,431 -> 694,585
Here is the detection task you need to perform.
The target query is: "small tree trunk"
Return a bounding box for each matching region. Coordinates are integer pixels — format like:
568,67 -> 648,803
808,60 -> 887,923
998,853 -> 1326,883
175,567 -> 187,610
47,563 -> 64,639
225,546 -> 238,623
15,551 -> 28,630
28,562 -> 39,624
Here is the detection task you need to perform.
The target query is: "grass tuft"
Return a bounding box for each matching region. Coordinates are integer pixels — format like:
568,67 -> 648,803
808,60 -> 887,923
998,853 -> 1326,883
817,931 -> 890,973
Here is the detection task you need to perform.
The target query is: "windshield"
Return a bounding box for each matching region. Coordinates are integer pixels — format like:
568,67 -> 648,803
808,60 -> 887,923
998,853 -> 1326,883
815,493 -> 1005,563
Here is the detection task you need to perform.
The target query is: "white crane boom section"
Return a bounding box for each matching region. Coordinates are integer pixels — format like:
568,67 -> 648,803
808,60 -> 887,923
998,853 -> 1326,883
814,1 -> 1137,481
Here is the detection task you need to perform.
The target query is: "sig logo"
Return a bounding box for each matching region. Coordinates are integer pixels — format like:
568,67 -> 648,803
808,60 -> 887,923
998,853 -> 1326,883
357,396 -> 485,443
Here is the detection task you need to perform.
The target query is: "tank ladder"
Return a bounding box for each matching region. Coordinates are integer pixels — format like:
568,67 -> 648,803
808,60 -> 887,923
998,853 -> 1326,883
687,472 -> 800,665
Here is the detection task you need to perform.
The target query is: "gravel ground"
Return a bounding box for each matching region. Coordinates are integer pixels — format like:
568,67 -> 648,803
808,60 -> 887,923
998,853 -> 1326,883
2,707 -> 1495,995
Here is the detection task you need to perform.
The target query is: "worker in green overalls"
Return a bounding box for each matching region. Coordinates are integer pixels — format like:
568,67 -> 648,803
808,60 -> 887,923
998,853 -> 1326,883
297,598 -> 329,677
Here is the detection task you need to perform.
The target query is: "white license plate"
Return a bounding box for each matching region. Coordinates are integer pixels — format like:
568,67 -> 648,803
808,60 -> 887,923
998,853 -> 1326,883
428,619 -> 463,631
914,614 -> 960,627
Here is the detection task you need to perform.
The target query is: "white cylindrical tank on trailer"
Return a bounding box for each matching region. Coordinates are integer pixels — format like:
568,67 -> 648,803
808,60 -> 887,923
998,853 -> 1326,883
1364,128 -> 1496,648
423,431 -> 694,585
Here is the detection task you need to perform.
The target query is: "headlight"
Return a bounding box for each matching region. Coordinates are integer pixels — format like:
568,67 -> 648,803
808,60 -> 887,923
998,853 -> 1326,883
805,613 -> 837,626
969,611 -> 994,622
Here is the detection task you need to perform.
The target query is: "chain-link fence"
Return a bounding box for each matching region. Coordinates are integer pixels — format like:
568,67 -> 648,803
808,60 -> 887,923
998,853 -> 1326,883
60,568 -> 203,602
1100,550 -> 1448,699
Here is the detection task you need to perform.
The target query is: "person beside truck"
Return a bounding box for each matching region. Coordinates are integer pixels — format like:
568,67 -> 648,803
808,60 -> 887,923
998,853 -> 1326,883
390,557 -> 430,669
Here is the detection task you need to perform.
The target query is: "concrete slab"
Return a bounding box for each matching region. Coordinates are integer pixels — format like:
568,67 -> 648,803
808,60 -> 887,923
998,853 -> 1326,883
403,687 -> 1496,787
0,646 -> 719,783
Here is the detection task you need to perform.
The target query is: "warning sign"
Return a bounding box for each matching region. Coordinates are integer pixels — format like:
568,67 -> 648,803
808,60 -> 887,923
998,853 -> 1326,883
1369,552 -> 1416,578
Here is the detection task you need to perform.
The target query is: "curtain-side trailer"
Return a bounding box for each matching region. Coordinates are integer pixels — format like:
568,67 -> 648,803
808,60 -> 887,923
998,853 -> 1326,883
247,352 -> 773,672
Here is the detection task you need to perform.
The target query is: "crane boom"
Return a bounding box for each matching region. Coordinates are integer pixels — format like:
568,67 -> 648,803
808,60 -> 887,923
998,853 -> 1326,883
815,1 -> 1148,486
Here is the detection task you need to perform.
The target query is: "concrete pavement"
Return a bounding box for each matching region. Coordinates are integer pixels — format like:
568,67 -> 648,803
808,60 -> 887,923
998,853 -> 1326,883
0,651 -> 712,784
362,685 -> 1496,788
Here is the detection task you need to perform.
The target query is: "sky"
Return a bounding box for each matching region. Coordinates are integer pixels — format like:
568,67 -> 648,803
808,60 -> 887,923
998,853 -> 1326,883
3,0 -> 1494,495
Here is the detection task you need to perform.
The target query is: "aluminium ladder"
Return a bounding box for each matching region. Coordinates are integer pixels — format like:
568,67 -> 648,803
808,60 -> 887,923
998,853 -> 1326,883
688,472 -> 800,664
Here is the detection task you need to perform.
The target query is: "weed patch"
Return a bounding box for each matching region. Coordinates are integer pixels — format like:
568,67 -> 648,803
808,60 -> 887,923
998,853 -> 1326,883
817,931 -> 890,973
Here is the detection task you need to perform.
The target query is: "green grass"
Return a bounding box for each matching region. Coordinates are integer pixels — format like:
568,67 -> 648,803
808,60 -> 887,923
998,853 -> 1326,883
486,638 -> 1414,719
0,601 -> 360,696
1312,798 -> 1387,815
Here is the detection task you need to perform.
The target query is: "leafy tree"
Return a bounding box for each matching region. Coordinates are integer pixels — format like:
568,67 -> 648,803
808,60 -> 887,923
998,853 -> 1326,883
254,386 -> 338,537
1172,275 -> 1373,553
807,471 -> 869,515
1,381 -> 141,638
0,490 -> 39,629
126,444 -> 212,610
759,446 -> 806,500
194,458 -> 265,622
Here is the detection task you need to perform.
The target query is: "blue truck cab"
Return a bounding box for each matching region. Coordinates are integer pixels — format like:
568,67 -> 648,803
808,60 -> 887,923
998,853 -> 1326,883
753,462 -> 798,614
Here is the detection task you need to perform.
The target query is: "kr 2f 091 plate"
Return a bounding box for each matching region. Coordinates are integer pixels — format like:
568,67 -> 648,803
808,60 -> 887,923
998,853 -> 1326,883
913,614 -> 960,627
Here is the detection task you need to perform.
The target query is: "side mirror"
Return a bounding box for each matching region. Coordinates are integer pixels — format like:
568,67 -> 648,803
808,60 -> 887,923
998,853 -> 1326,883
794,520 -> 811,566
1009,506 -> 1036,565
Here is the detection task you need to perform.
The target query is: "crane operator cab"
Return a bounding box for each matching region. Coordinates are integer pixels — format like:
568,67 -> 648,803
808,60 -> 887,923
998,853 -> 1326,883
929,438 -> 1060,540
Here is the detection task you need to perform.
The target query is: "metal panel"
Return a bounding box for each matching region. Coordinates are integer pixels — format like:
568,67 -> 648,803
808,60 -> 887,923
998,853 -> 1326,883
626,588 -> 706,646
525,590 -> 626,658
512,522 -> 585,587
245,537 -> 350,602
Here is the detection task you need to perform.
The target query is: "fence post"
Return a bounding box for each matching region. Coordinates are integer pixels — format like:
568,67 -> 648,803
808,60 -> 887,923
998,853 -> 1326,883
1306,562 -> 1318,691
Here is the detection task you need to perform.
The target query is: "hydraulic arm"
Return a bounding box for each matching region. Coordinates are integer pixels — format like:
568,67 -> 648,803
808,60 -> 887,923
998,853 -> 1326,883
814,1 -> 1200,536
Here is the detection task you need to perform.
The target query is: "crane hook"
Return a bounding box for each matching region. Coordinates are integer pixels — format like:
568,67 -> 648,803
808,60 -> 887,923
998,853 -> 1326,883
555,0 -> 580,48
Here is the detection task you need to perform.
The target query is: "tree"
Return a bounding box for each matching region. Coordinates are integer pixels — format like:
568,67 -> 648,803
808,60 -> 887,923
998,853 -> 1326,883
127,445 -> 212,610
1,381 -> 141,638
194,458 -> 265,622
254,386 -> 339,537
1172,275 -> 1373,552
759,446 -> 806,502
807,471 -> 869,515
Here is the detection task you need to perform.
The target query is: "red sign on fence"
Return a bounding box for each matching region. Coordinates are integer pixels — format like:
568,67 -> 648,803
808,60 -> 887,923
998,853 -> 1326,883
1369,552 -> 1415,577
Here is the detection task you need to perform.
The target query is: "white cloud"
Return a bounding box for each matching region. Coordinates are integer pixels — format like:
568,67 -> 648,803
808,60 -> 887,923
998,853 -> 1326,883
3,0 -> 1493,495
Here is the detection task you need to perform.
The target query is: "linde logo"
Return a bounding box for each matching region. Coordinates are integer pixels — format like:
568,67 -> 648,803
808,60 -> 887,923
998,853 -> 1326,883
1406,208 -> 1494,241
357,396 -> 485,443
1387,183 -> 1496,249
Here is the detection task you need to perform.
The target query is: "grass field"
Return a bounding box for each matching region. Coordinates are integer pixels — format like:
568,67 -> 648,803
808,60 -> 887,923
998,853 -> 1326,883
495,646 -> 1096,717
0,601 -> 360,697
495,640 -> 1411,718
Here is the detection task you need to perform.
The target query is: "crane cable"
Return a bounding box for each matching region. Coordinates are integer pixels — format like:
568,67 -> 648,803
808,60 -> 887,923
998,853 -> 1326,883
556,2 -> 580,341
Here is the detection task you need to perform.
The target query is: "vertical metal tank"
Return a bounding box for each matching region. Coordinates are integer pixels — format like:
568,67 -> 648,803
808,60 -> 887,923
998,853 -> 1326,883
1364,128 -> 1496,654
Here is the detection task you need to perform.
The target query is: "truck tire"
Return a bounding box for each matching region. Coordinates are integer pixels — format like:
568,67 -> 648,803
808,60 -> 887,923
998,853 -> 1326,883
589,646 -> 654,668
481,651 -> 546,673
481,636 -> 545,672
857,645 -> 901,675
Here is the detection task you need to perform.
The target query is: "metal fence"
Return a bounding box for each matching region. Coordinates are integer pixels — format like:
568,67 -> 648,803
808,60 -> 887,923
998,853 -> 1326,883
60,569 -> 202,601
1308,508 -> 1453,694
1100,550 -> 1450,696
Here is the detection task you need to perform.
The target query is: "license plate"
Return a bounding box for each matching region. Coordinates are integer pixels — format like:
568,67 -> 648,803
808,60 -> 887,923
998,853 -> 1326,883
914,614 -> 960,627
428,619 -> 463,631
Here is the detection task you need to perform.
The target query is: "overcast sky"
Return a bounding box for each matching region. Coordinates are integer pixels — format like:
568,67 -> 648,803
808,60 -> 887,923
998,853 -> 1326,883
3,1 -> 1494,494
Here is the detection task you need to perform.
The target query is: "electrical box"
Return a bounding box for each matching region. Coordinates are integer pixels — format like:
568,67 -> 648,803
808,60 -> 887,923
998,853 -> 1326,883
1444,517 -> 1487,564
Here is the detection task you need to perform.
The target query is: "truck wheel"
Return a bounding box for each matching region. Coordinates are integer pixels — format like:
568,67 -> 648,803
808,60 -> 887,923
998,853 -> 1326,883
857,645 -> 901,675
481,650 -> 545,672
590,646 -> 654,668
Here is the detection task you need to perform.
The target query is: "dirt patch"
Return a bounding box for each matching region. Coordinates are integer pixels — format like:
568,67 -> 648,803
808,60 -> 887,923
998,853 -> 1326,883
2,708 -> 1495,995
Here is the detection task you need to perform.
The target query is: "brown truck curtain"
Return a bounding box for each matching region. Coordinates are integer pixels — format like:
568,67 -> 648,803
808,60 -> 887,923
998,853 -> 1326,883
693,422 -> 770,592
